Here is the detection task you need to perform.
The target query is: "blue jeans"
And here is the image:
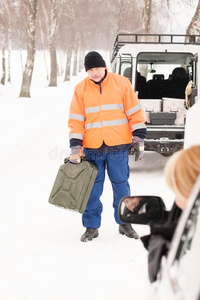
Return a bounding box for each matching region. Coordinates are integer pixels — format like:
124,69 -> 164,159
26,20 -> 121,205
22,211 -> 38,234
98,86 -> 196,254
83,149 -> 130,228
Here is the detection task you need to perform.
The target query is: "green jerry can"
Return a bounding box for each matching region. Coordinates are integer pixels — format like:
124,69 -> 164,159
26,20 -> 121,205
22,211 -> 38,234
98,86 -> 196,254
49,158 -> 98,213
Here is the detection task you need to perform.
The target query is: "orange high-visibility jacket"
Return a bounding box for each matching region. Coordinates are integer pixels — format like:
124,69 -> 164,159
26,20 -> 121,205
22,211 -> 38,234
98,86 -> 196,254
68,69 -> 146,149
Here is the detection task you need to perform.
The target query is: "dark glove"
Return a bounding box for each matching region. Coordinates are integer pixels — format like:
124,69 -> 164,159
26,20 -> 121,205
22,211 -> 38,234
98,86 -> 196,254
69,145 -> 84,164
150,218 -> 178,241
145,234 -> 169,283
130,136 -> 144,161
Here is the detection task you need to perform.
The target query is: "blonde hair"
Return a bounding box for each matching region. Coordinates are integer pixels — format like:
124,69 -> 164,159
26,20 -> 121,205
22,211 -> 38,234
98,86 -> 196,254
164,145 -> 200,209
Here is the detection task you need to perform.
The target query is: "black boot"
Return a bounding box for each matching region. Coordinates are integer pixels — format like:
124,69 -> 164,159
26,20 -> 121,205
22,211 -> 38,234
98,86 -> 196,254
119,224 -> 139,239
81,227 -> 99,242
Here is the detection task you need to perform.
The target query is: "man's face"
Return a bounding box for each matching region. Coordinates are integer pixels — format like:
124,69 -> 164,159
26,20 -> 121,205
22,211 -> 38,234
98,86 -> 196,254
87,67 -> 106,82
124,196 -> 142,212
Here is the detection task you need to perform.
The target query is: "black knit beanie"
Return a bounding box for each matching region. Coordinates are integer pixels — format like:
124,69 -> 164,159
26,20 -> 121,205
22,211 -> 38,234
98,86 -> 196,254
84,51 -> 106,71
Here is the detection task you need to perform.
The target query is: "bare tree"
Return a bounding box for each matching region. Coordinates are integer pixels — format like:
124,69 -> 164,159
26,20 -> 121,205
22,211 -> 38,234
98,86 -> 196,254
2,0 -> 199,92
142,0 -> 152,34
48,0 -> 66,87
64,46 -> 72,81
18,28 -> 25,74
12,1 -> 27,76
38,0 -> 49,81
19,0 -> 38,97
186,0 -> 200,38
116,0 -> 133,32
72,41 -> 79,76
0,2 -> 6,85
5,0 -> 14,83
62,0 -> 78,81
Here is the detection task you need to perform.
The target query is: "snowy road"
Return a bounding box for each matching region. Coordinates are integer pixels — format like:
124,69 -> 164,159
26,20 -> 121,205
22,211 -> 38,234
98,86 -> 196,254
0,75 -> 175,300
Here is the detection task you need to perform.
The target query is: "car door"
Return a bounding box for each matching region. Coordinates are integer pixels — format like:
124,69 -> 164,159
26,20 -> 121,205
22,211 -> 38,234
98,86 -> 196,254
153,176 -> 200,300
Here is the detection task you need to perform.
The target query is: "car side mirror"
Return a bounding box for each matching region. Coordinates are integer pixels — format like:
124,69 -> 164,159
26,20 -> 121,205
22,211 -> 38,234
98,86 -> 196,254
118,195 -> 166,224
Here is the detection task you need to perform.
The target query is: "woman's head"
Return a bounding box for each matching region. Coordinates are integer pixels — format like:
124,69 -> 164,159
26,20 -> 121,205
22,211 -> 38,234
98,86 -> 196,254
164,145 -> 200,209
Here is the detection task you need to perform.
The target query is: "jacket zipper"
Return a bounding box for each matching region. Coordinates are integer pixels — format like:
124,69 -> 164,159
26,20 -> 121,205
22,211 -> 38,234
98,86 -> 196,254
98,82 -> 105,142
99,83 -> 102,94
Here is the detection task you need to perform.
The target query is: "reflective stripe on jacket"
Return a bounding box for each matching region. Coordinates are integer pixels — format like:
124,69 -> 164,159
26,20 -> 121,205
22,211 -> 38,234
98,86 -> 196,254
68,69 -> 146,148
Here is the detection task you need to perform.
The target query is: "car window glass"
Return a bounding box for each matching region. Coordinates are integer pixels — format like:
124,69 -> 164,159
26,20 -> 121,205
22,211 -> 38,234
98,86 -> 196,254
174,195 -> 200,299
176,197 -> 200,260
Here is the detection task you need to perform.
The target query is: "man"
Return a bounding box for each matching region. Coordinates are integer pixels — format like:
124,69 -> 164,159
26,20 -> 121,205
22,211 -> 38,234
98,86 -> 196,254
68,51 -> 146,242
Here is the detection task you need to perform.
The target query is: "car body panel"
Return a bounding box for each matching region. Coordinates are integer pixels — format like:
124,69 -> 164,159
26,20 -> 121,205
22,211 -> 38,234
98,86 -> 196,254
151,176 -> 200,300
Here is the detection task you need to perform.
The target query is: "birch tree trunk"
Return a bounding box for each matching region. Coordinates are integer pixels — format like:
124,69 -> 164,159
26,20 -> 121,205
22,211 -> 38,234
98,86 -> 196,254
38,17 -> 49,81
142,0 -> 152,34
64,47 -> 72,81
40,1 -> 49,81
48,0 -> 66,87
186,0 -> 200,41
18,29 -> 24,74
0,2 -> 6,85
72,47 -> 78,76
49,0 -> 58,86
63,0 -> 78,80
6,3 -> 12,83
19,0 -> 38,98
78,50 -> 84,73
72,31 -> 81,76
0,23 -> 6,85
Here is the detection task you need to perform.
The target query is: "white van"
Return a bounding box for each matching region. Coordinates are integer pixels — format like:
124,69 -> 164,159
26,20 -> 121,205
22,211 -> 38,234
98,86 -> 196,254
111,33 -> 200,156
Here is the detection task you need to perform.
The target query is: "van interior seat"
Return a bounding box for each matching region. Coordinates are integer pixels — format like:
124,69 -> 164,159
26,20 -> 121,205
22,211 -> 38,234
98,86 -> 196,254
153,74 -> 164,80
123,68 -> 147,99
165,67 -> 189,99
146,74 -> 165,99
123,67 -> 132,81
136,71 -> 146,99
145,68 -> 189,99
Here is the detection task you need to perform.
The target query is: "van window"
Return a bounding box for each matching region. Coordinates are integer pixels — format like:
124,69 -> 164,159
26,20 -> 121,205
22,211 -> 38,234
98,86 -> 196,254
121,61 -> 132,81
136,52 -> 193,99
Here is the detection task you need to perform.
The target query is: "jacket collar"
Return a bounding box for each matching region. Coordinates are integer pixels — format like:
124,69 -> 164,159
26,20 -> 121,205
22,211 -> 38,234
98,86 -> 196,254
88,68 -> 108,85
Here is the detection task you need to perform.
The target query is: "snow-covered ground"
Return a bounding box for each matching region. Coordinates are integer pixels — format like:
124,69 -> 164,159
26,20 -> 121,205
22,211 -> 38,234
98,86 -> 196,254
0,69 -> 175,300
